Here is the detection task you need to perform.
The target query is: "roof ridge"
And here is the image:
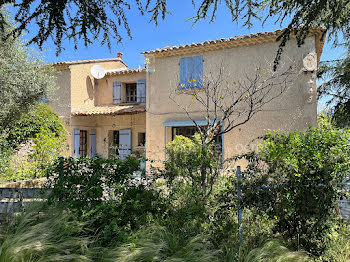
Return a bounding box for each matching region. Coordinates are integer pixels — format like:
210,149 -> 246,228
54,57 -> 127,66
141,27 -> 326,55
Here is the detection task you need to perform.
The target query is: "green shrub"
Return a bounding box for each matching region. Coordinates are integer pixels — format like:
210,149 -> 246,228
319,220 -> 350,262
240,120 -> 350,256
165,134 -> 221,201
6,103 -> 65,147
48,157 -> 166,246
0,103 -> 66,181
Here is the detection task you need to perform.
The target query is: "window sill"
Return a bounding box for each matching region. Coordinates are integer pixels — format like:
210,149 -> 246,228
118,102 -> 145,106
176,87 -> 204,94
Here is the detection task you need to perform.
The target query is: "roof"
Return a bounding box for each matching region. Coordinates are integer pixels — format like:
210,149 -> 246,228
71,104 -> 146,116
105,68 -> 146,76
54,57 -> 128,68
141,27 -> 326,58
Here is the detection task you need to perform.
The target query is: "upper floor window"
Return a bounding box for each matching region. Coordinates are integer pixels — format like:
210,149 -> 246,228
126,83 -> 137,102
179,56 -> 203,90
113,79 -> 146,104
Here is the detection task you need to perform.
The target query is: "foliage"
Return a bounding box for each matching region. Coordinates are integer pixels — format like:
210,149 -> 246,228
47,156 -> 165,246
6,102 -> 65,148
318,220 -> 350,262
239,121 -> 350,256
165,134 -> 221,201
0,9 -> 57,129
318,32 -> 350,127
0,103 -> 66,182
0,0 -> 170,55
2,0 -> 349,59
0,203 -> 91,262
108,225 -> 220,262
244,240 -> 311,262
0,137 -> 12,178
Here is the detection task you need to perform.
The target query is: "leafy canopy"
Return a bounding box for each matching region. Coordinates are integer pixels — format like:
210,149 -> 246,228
1,0 -> 349,57
0,10 -> 57,130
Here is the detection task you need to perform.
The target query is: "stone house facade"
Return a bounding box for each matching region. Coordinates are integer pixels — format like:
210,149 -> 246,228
50,28 -> 325,163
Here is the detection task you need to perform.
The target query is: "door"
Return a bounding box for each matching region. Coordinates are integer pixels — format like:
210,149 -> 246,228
119,129 -> 131,160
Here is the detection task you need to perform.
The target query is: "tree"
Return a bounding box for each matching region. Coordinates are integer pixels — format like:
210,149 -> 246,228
167,61 -> 296,198
2,0 -> 349,59
170,61 -> 296,146
0,10 -> 57,130
317,29 -> 350,127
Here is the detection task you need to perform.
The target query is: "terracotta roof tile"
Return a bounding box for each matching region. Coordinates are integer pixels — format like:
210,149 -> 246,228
71,105 -> 146,116
105,68 -> 146,76
54,57 -> 126,66
141,27 -> 326,55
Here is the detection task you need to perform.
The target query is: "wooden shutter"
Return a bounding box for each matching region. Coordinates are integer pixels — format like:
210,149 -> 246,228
113,82 -> 121,104
191,56 -> 203,88
137,79 -> 146,103
90,129 -> 96,157
179,56 -> 203,89
73,129 -> 80,158
119,129 -> 131,160
180,57 -> 190,89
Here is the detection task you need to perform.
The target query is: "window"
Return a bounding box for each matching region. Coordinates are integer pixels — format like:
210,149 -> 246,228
113,80 -> 146,104
173,126 -> 197,139
138,132 -> 146,146
126,83 -> 137,103
79,130 -> 87,157
172,126 -> 222,155
179,56 -> 203,89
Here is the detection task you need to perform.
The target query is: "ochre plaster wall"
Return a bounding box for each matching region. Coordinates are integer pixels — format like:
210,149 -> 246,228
69,60 -> 127,111
49,69 -> 71,118
96,72 -> 147,106
69,112 -> 146,158
145,36 -> 319,164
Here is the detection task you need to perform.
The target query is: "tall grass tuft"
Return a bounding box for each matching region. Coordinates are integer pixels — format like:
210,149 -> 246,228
244,239 -> 311,262
0,203 -> 91,262
104,225 -> 220,262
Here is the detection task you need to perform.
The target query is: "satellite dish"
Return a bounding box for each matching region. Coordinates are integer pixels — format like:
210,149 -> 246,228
303,52 -> 317,71
91,65 -> 105,79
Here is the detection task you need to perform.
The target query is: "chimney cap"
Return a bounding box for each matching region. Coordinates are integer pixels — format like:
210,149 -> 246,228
117,52 -> 123,59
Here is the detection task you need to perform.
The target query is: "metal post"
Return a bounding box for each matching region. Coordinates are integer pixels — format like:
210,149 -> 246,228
237,166 -> 242,242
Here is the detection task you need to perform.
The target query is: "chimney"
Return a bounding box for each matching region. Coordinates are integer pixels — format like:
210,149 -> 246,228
117,52 -> 123,60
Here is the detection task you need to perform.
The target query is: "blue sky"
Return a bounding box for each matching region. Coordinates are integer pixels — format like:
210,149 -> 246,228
14,1 -> 344,70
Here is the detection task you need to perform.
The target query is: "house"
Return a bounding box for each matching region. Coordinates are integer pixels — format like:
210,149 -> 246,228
50,28 -> 325,164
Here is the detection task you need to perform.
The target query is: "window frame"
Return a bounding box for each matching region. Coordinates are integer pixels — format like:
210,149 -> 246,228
125,83 -> 137,103
138,132 -> 146,147
79,130 -> 88,157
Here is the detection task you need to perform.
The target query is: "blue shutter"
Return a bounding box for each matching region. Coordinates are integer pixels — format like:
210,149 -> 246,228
113,82 -> 121,104
119,129 -> 131,160
90,129 -> 96,157
180,57 -> 189,89
179,56 -> 203,89
73,129 -> 80,158
191,56 -> 203,88
137,79 -> 146,103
